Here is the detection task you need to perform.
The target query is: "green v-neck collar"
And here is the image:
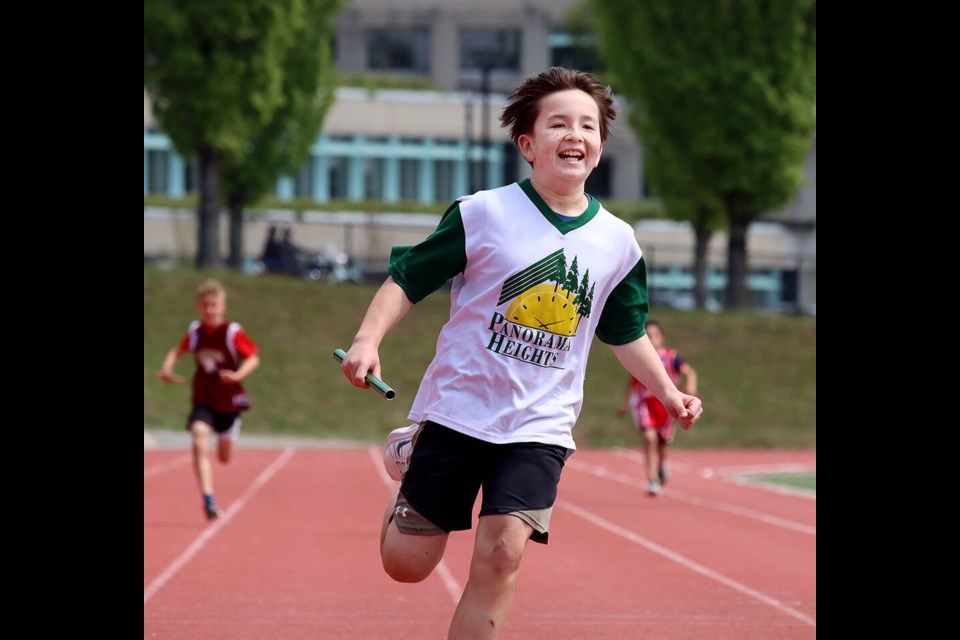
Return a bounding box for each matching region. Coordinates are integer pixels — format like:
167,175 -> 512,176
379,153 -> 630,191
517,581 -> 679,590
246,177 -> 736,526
519,178 -> 599,234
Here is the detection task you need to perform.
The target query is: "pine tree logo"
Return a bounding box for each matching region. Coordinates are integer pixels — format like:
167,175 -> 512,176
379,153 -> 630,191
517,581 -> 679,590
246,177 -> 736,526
497,249 -> 596,336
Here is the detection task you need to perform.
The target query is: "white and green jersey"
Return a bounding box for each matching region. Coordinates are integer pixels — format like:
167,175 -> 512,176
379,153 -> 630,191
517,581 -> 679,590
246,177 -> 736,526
390,179 -> 648,450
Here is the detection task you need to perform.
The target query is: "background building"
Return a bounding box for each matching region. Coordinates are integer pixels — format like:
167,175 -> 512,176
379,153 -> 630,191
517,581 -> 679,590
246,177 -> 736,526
144,0 -> 815,312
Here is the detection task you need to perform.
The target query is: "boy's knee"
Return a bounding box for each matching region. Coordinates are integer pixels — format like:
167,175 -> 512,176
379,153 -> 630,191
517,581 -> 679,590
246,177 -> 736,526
477,542 -> 524,578
382,560 -> 431,583
380,513 -> 446,583
381,550 -> 435,583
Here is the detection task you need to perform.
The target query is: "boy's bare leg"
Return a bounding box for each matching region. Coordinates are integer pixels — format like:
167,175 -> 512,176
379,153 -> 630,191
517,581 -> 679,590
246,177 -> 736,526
217,436 -> 233,464
657,441 -> 669,481
190,421 -> 216,495
380,486 -> 449,583
380,484 -> 401,547
448,514 -> 533,640
643,428 -> 660,482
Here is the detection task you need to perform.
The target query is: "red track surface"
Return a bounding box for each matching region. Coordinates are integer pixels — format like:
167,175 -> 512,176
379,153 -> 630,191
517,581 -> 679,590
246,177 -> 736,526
144,446 -> 815,639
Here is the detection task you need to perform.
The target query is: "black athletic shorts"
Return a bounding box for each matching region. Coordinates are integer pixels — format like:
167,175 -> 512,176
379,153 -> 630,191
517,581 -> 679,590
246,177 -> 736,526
399,421 -> 572,543
187,404 -> 241,436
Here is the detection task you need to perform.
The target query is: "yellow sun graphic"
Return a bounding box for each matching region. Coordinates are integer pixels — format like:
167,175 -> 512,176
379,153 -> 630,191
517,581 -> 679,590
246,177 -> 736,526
505,284 -> 580,336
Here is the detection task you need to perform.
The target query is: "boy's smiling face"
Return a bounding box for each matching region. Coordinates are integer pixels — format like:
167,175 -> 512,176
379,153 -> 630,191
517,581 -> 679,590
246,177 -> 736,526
517,89 -> 603,191
646,324 -> 664,349
196,292 -> 227,327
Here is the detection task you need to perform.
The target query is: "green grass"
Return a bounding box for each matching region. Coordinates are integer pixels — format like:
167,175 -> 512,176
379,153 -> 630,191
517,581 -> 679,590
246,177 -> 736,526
144,267 -> 816,449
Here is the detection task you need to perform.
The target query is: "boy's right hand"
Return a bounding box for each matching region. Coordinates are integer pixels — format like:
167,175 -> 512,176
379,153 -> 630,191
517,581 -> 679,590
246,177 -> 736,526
341,343 -> 381,390
156,371 -> 187,384
663,389 -> 703,430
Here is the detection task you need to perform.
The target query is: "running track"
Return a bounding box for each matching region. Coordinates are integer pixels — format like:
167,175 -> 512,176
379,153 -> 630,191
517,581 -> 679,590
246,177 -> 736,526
144,438 -> 815,639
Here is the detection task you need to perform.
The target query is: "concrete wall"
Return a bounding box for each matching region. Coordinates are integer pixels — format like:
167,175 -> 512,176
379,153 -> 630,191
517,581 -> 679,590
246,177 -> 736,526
144,208 -> 441,266
145,208 -> 813,272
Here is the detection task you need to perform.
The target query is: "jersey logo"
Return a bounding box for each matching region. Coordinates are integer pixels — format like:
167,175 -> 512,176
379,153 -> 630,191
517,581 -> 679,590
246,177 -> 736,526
196,348 -> 227,373
497,249 -> 596,334
486,249 -> 597,369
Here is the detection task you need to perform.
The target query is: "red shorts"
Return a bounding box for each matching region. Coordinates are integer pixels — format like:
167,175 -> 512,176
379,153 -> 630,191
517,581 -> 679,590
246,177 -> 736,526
634,397 -> 676,444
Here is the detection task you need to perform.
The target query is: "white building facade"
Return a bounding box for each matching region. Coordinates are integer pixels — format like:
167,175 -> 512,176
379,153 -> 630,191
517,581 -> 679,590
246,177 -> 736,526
143,0 -> 815,311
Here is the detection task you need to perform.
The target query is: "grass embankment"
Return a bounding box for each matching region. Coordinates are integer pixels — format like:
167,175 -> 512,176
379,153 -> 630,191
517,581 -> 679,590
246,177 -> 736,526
144,268 -> 815,449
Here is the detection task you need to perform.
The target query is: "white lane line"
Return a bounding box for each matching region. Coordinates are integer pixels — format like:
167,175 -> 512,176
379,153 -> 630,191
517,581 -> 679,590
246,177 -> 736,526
701,464 -> 817,500
567,460 -> 815,536
366,446 -> 462,605
612,454 -> 816,499
144,448 -> 296,604
666,489 -> 815,535
144,453 -> 191,479
706,463 -> 816,476
724,476 -> 817,499
558,499 -> 816,628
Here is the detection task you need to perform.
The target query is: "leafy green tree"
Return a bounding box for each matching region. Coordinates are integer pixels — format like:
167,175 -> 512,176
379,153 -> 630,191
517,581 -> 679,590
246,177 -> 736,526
591,0 -> 816,308
144,0 -> 342,269
645,139 -> 726,309
223,0 -> 342,270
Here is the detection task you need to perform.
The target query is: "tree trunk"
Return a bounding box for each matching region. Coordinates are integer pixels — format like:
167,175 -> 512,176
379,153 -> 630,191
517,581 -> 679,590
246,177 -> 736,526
226,187 -> 247,272
195,147 -> 223,269
692,218 -> 711,310
725,220 -> 750,309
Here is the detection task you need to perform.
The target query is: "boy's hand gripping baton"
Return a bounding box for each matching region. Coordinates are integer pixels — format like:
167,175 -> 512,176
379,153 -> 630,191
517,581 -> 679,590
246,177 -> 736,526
333,348 -> 395,400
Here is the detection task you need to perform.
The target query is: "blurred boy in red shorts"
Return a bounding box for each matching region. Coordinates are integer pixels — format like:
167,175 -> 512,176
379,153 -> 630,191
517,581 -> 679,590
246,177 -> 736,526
617,319 -> 697,496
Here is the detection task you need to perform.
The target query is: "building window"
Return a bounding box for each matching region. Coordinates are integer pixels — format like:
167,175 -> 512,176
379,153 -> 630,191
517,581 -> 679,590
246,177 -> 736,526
328,157 -> 348,200
367,28 -> 430,72
549,31 -> 603,73
147,150 -> 168,194
400,159 -> 419,201
470,157 -> 490,193
294,158 -> 315,198
459,29 -> 520,71
501,143 -> 521,184
435,160 -> 455,202
364,157 -> 385,200
585,157 -> 612,199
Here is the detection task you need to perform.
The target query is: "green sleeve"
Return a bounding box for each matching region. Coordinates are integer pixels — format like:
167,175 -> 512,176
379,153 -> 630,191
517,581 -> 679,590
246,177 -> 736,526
388,202 -> 467,303
595,256 -> 649,345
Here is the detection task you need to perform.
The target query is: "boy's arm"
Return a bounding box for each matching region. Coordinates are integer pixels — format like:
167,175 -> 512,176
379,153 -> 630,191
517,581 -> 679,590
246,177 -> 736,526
610,336 -> 703,430
678,361 -> 698,395
158,346 -> 185,383
341,277 -> 414,390
221,354 -> 260,383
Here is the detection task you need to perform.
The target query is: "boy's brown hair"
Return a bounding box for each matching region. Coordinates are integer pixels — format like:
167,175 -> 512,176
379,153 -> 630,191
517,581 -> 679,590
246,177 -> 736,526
196,279 -> 226,300
500,67 -> 619,145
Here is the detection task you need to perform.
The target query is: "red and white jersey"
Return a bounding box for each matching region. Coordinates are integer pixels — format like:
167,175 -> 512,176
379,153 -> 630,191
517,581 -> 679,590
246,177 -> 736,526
177,320 -> 258,413
627,347 -> 683,427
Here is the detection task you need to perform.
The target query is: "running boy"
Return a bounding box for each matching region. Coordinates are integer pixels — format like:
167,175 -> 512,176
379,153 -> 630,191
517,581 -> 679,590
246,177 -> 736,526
617,319 -> 698,496
158,279 -> 260,520
338,67 -> 703,639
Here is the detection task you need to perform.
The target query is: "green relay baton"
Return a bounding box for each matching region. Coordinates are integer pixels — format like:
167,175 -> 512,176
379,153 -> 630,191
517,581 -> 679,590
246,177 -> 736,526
333,348 -> 396,400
